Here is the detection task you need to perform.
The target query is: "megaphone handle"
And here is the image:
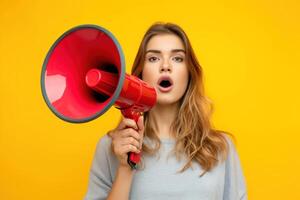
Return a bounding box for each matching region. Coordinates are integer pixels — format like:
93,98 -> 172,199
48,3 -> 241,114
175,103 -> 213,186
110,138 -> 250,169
121,108 -> 142,170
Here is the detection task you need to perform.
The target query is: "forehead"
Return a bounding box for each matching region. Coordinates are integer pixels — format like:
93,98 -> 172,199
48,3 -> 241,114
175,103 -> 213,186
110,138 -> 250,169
146,34 -> 185,52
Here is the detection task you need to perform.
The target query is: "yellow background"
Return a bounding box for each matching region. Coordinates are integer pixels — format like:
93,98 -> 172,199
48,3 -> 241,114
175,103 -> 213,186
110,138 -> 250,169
1,0 -> 299,199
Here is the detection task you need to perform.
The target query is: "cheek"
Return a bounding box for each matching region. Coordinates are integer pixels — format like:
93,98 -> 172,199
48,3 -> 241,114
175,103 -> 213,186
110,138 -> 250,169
177,67 -> 189,90
173,70 -> 189,100
141,65 -> 157,86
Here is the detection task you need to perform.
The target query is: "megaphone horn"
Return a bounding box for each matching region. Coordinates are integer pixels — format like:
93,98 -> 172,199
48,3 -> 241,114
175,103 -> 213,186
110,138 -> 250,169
41,24 -> 157,169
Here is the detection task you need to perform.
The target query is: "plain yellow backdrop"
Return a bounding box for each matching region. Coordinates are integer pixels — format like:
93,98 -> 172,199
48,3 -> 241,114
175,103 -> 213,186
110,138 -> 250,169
1,0 -> 299,199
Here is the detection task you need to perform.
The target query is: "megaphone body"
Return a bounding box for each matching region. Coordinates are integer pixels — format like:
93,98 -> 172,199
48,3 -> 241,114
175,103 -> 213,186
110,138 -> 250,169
41,25 -> 157,169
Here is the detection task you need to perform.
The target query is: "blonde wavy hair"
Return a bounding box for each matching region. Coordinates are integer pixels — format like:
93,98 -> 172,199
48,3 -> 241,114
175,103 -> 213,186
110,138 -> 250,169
131,22 -> 231,176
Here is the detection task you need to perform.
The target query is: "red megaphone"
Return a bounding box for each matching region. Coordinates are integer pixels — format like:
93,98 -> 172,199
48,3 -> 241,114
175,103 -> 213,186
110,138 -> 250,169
41,24 -> 157,169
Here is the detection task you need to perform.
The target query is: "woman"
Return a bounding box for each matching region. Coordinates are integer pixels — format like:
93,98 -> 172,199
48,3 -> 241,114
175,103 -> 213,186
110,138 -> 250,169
84,22 -> 247,200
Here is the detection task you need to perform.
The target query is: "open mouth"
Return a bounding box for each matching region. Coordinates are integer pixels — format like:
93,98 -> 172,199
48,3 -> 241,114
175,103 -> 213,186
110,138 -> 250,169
159,80 -> 172,88
157,76 -> 173,92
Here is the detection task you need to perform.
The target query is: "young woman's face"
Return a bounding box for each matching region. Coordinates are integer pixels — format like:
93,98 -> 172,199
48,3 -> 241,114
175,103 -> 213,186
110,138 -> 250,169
142,34 -> 189,105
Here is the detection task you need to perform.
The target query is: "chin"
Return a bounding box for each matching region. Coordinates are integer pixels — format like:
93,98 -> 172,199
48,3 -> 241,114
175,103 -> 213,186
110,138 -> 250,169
156,95 -> 181,105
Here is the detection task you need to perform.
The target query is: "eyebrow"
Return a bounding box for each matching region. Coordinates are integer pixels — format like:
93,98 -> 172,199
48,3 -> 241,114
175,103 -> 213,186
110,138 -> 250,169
146,49 -> 186,54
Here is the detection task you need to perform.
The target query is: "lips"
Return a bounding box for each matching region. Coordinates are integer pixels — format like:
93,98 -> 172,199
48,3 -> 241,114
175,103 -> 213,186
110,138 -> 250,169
157,76 -> 173,92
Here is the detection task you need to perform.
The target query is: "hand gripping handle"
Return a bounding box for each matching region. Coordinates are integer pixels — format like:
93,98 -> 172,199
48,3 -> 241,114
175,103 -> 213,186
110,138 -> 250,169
121,108 -> 142,169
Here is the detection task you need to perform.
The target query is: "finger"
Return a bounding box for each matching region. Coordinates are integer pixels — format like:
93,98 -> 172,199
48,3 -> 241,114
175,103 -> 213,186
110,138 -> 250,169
121,144 -> 140,154
122,137 -> 141,150
120,128 -> 141,141
137,116 -> 144,148
117,118 -> 138,130
137,115 -> 144,136
107,130 -> 117,139
107,130 -> 113,138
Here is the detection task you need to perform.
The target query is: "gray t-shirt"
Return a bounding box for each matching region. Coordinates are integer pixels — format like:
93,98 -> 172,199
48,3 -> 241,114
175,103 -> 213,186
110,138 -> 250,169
84,134 -> 247,200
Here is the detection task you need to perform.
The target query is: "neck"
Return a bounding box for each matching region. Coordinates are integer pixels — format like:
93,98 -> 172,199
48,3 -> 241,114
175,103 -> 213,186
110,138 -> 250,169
148,102 -> 179,139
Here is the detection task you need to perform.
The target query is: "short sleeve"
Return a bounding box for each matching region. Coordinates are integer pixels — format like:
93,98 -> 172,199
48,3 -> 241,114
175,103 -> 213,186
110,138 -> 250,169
84,135 -> 117,200
223,136 -> 247,200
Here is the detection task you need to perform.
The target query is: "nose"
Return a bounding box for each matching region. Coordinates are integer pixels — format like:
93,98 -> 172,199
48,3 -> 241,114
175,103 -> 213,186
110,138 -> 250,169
159,59 -> 172,73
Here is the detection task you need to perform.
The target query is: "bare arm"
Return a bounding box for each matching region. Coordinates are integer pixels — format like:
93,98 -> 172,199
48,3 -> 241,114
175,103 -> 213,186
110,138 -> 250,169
106,116 -> 144,200
107,165 -> 135,200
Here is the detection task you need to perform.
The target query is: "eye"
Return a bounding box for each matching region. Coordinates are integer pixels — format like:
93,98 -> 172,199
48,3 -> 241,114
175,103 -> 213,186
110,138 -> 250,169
172,56 -> 184,63
148,56 -> 160,62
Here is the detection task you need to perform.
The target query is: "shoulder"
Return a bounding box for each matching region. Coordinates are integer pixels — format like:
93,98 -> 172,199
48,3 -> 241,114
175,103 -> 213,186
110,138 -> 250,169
221,133 -> 248,199
223,134 -> 236,151
218,132 -> 241,164
94,134 -> 113,157
218,132 -> 236,153
221,133 -> 243,169
97,134 -> 112,147
92,133 -> 118,173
